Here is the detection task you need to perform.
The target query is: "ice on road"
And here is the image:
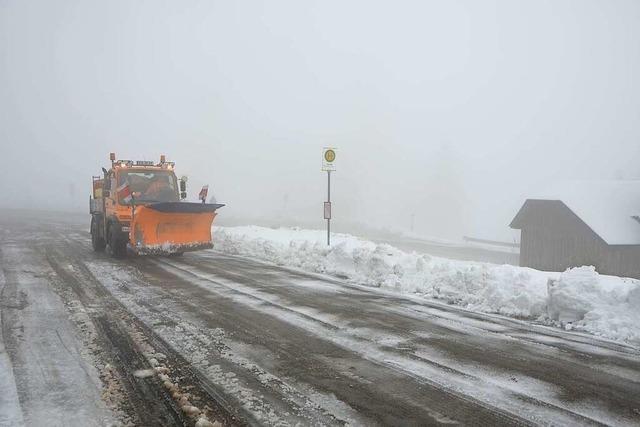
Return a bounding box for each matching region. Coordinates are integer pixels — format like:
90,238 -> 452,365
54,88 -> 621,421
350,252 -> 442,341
0,244 -> 115,426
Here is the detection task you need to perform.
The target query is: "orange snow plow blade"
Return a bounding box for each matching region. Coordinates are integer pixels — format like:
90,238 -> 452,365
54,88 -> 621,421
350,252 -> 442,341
130,202 -> 225,255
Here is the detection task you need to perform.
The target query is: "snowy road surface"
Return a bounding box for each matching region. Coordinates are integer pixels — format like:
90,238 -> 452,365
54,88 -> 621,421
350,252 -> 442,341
1,210 -> 639,426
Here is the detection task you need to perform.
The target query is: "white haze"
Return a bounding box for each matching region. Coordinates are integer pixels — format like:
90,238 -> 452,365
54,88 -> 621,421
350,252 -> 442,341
1,0 -> 639,241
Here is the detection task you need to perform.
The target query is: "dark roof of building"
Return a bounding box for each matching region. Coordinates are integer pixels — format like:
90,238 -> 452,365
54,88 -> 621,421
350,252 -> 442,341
510,180 -> 640,245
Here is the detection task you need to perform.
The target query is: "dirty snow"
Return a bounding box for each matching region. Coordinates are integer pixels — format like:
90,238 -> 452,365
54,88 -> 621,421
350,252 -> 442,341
133,369 -> 155,378
214,226 -> 640,345
84,260 -> 364,426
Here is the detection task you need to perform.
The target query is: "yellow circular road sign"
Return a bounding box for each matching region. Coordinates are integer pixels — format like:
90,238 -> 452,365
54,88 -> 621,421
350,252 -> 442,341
324,149 -> 336,163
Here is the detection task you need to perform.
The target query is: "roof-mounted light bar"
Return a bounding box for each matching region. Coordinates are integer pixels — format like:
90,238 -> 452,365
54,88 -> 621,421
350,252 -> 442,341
114,160 -> 133,167
109,154 -> 176,170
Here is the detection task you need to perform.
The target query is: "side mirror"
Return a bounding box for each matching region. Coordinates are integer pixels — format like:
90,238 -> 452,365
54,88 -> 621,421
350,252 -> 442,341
104,190 -> 110,197
180,192 -> 187,200
104,180 -> 111,191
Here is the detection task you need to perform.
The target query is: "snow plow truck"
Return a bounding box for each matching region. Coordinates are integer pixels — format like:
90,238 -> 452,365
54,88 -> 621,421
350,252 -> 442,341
90,153 -> 224,257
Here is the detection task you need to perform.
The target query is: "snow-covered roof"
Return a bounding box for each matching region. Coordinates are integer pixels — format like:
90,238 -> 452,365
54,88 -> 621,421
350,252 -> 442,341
527,180 -> 640,245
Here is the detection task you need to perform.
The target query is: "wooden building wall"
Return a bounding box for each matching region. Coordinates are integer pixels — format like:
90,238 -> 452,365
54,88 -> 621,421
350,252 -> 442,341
601,246 -> 640,279
520,226 -> 601,272
513,200 -> 640,279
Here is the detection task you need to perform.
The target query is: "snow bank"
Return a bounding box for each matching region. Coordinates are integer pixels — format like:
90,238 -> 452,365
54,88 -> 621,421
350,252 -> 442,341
547,267 -> 640,342
214,226 -> 640,344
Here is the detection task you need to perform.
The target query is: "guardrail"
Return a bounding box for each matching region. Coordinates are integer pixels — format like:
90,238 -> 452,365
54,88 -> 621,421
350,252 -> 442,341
463,236 -> 520,248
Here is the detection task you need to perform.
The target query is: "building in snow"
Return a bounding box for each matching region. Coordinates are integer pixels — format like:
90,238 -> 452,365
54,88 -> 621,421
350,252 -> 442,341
510,181 -> 640,279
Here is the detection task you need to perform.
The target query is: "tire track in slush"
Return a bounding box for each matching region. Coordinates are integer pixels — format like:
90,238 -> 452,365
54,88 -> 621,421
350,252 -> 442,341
65,231 -> 638,426
153,257 -> 613,426
65,235 -> 334,426
41,241 -> 242,427
182,251 -> 640,423
66,234 -> 521,425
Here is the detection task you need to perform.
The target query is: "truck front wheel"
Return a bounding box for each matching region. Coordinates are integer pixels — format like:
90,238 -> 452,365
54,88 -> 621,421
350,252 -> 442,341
107,224 -> 127,258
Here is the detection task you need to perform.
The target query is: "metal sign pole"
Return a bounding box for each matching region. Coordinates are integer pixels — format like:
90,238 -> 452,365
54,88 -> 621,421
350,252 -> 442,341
322,147 -> 336,247
327,170 -> 331,246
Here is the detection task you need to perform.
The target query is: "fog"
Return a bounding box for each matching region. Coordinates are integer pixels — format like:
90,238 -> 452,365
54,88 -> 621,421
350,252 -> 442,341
1,0 -> 639,241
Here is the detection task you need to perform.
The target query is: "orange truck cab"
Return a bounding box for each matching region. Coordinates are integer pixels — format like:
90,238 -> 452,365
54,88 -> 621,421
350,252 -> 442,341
90,153 -> 224,257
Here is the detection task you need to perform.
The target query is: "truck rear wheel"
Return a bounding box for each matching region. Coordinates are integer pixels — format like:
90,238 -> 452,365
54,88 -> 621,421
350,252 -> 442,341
91,216 -> 106,252
107,224 -> 127,258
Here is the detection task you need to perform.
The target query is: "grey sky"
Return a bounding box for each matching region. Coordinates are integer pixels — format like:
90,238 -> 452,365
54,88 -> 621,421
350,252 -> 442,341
1,0 -> 639,240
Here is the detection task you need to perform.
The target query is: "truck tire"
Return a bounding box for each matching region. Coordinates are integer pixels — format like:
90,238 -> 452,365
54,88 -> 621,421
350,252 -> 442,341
91,216 -> 106,252
107,224 -> 127,258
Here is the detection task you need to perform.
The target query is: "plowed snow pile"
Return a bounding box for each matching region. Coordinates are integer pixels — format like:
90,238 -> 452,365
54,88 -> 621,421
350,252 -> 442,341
215,226 -> 640,344
547,266 -> 640,342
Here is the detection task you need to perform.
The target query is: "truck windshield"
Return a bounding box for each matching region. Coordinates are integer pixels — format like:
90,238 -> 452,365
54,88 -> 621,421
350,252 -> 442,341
118,170 -> 179,204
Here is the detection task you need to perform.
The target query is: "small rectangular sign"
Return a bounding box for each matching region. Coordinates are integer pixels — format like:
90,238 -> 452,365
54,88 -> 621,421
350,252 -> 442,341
324,202 -> 332,219
322,147 -> 336,171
